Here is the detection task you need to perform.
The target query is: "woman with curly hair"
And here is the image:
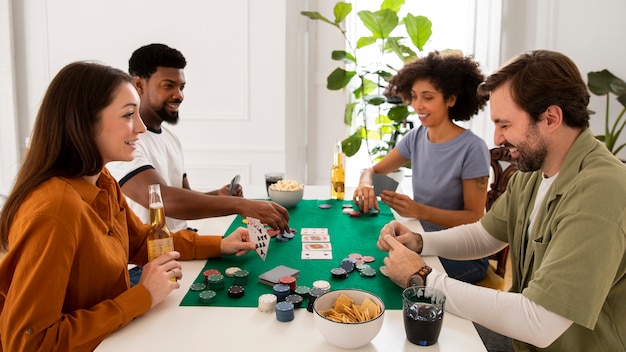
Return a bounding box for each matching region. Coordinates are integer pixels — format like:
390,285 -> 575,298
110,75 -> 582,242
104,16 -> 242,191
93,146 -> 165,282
354,51 -> 490,283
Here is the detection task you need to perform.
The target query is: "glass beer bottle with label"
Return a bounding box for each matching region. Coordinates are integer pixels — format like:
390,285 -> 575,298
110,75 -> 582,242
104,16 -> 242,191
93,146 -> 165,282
331,141 -> 345,200
147,184 -> 175,281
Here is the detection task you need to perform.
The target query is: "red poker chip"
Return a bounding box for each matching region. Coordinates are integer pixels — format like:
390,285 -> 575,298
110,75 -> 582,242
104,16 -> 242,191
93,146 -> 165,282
362,256 -> 375,263
349,211 -> 361,217
348,253 -> 362,259
203,269 -> 221,283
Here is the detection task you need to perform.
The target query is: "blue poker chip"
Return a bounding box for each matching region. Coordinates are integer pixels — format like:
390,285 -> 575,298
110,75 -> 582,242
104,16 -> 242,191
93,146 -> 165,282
275,234 -> 289,242
340,258 -> 356,273
282,231 -> 295,239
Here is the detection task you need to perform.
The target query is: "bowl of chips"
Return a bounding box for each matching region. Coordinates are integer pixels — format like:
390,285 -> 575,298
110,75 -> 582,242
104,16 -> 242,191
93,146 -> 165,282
268,180 -> 304,208
313,289 -> 385,349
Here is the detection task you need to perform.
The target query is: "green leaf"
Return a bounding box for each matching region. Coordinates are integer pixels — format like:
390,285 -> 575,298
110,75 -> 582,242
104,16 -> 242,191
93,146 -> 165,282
342,132 -> 363,157
380,0 -> 404,13
344,102 -> 358,126
388,105 -> 410,121
386,38 -> 418,62
353,78 -> 378,99
356,36 -> 377,49
366,94 -> 387,106
358,9 -> 398,39
375,114 -> 393,124
333,2 -> 352,23
331,50 -> 356,63
327,68 -> 356,90
588,70 -> 616,96
300,11 -> 336,26
404,14 -> 432,51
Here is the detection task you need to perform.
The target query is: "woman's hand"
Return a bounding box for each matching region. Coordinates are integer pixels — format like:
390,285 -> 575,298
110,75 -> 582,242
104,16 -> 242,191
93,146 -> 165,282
139,251 -> 182,309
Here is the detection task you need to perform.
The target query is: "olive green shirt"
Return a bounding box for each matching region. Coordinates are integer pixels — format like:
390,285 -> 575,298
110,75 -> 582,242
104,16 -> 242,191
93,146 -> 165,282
481,129 -> 626,351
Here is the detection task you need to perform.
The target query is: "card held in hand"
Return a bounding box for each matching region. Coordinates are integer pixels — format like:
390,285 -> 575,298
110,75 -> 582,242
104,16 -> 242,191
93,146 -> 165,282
246,217 -> 270,261
372,173 -> 399,196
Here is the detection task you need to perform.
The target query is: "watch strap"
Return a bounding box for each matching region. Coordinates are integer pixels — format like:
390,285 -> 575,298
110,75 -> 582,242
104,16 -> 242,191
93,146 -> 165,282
407,265 -> 432,288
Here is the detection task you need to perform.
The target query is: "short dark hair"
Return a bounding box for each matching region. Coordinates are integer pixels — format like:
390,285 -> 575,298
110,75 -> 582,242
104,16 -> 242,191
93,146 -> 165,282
478,50 -> 590,129
128,43 -> 187,78
386,51 -> 488,122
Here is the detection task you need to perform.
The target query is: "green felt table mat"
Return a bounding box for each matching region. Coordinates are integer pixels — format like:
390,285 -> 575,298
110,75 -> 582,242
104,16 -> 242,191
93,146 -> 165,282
180,199 -> 405,310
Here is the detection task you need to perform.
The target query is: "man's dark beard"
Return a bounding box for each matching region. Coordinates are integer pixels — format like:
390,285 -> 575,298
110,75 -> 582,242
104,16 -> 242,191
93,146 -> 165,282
516,124 -> 547,172
157,108 -> 179,125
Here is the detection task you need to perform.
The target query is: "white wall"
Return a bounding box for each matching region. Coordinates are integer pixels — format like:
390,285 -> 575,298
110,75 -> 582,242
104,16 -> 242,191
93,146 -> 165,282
1,0 -> 626,196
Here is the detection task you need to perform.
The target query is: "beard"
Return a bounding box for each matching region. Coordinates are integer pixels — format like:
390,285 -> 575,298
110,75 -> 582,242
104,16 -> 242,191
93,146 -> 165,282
157,107 -> 179,125
515,124 -> 548,172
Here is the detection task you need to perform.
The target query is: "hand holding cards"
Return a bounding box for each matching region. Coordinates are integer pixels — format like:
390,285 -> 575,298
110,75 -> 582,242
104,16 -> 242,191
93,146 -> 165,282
372,173 -> 399,196
246,217 -> 271,260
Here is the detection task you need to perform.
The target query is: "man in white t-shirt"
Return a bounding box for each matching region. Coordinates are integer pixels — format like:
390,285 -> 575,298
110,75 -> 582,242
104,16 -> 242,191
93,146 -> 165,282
107,44 -> 290,284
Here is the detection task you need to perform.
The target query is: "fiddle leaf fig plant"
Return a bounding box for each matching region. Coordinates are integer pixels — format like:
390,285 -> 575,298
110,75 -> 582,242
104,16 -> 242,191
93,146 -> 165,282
301,0 -> 432,164
587,69 -> 626,156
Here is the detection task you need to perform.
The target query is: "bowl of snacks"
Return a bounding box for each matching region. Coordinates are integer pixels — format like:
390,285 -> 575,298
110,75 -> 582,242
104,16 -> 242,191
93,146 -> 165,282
268,180 -> 304,208
313,289 -> 385,349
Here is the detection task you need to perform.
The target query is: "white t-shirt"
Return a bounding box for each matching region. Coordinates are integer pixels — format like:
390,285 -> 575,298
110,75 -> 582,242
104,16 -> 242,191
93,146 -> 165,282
107,125 -> 188,231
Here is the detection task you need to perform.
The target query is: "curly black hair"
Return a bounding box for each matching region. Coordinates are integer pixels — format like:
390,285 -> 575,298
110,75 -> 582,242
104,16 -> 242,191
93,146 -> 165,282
386,51 -> 487,122
128,43 -> 187,79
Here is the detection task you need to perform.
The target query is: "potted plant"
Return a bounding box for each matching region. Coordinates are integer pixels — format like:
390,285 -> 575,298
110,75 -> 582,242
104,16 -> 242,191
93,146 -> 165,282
587,69 -> 626,156
301,0 -> 432,167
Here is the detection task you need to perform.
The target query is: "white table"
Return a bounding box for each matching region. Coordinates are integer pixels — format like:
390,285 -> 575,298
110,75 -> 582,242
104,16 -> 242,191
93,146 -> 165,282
96,185 -> 486,351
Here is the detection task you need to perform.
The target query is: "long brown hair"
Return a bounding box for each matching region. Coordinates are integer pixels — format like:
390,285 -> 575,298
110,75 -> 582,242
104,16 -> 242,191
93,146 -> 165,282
0,61 -> 132,251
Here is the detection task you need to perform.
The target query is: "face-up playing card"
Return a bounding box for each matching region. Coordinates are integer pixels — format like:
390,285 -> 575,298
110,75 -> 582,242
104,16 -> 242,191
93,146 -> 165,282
300,228 -> 328,235
246,217 -> 270,260
301,250 -> 333,260
302,234 -> 330,242
302,243 -> 332,251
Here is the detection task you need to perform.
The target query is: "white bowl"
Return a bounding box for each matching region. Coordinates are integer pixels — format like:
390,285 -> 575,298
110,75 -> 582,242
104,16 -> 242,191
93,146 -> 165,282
313,289 -> 386,349
268,187 -> 304,208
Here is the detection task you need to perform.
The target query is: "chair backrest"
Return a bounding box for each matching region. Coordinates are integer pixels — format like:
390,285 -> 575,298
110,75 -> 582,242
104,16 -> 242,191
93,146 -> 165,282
486,147 -> 518,277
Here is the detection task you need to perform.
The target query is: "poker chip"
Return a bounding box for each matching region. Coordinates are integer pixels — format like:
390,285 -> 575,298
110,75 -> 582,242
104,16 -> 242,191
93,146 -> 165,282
379,265 -> 389,277
258,293 -> 278,313
362,255 -> 376,263
282,231 -> 295,239
273,283 -> 291,302
341,208 -> 353,214
285,294 -> 304,308
340,259 -> 356,273
294,285 -> 310,299
225,267 -> 242,277
275,234 -> 290,243
359,267 -> 377,278
356,263 -> 371,272
307,287 -> 326,312
228,285 -> 245,298
233,270 -> 249,285
198,290 -> 217,304
342,203 -> 354,208
275,301 -> 295,322
312,280 -> 331,292
203,269 -> 221,283
207,273 -> 225,291
190,282 -> 207,292
366,209 -> 380,216
348,253 -> 362,260
349,211 -> 361,217
279,276 -> 297,291
318,203 -> 332,209
330,267 -> 348,279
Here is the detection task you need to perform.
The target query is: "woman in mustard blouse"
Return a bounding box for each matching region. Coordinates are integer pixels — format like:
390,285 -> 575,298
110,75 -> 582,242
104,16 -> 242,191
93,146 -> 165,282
0,61 -> 255,351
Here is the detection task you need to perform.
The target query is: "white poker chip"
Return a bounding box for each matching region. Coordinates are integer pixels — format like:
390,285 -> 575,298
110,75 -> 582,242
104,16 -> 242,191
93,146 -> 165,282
379,265 -> 389,277
258,293 -> 278,313
225,266 -> 242,277
312,280 -> 331,292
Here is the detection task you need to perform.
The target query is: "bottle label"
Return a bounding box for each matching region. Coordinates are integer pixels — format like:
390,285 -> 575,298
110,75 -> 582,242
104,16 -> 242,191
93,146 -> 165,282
147,237 -> 174,261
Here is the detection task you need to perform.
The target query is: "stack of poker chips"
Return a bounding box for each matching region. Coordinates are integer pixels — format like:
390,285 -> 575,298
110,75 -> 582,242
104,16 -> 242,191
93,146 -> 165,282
272,283 -> 291,302
307,287 -> 326,313
279,275 -> 297,292
312,280 -> 331,292
285,294 -> 303,308
199,290 -> 217,304
207,273 -> 225,291
275,301 -> 295,322
232,269 -> 249,285
227,285 -> 245,298
258,293 -> 278,313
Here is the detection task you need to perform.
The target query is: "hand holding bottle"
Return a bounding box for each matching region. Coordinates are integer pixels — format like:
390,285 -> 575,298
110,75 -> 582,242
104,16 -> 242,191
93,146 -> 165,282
139,251 -> 182,309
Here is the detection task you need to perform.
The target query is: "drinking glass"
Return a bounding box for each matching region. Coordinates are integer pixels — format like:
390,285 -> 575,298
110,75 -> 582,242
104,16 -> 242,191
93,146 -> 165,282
265,172 -> 284,196
402,286 -> 445,346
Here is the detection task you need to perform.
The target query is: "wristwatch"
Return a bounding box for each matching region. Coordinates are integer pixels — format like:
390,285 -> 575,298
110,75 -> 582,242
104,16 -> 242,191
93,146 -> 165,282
407,265 -> 432,288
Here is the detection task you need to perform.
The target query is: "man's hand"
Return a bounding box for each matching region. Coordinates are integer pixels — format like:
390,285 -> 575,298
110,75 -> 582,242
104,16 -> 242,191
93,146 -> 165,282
377,220 -> 423,253
381,235 -> 427,287
241,200 -> 290,233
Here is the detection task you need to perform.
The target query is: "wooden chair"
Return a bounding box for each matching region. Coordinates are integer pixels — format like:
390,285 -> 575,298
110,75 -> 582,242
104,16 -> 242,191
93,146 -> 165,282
477,147 -> 518,289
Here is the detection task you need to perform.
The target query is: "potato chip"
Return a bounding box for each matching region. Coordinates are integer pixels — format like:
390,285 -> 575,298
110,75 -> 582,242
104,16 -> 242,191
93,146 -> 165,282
321,293 -> 382,323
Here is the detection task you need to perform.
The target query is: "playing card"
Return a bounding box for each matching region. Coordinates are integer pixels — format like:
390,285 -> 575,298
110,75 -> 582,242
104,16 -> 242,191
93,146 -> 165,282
301,250 -> 333,260
302,234 -> 330,242
246,217 -> 270,260
302,243 -> 332,251
258,265 -> 300,286
300,228 -> 328,235
372,173 -> 399,196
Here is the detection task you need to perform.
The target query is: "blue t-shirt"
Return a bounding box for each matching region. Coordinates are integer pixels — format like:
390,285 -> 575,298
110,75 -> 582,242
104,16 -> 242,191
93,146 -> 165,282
396,126 -> 489,231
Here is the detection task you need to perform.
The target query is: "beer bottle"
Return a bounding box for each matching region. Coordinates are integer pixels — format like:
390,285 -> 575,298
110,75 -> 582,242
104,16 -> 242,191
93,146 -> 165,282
331,141 -> 345,200
147,184 -> 175,277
